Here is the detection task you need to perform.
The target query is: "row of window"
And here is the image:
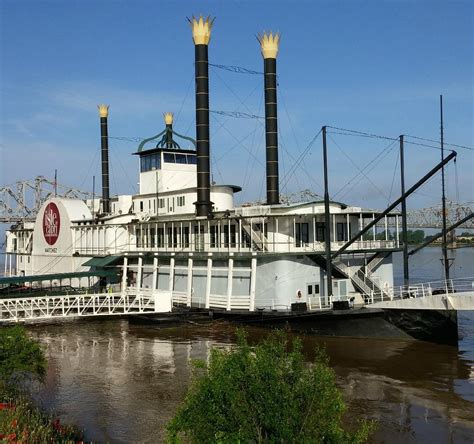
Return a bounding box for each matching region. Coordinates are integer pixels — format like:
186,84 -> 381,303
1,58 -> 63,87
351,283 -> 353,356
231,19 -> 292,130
140,152 -> 197,172
296,222 -> 350,245
135,196 -> 186,213
135,221 -> 351,250
136,224 -> 251,251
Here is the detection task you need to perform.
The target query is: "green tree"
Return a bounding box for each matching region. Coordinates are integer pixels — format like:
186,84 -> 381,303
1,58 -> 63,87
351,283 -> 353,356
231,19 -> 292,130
167,330 -> 374,443
0,325 -> 46,395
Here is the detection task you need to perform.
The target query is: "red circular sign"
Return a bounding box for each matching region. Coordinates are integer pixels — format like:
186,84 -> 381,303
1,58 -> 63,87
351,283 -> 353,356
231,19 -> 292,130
43,202 -> 61,245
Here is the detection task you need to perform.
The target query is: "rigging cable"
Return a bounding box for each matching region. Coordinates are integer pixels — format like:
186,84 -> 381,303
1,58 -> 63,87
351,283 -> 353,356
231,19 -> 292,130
208,63 -> 263,75
333,138 -> 397,200
328,134 -> 389,202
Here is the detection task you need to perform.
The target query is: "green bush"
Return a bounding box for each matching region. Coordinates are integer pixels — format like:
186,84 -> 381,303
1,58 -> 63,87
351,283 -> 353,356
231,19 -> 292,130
0,325 -> 46,396
167,330 -> 374,443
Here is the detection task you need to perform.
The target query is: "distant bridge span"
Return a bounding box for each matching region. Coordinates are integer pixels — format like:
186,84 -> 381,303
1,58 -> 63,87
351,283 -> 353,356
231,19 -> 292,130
0,179 -> 472,229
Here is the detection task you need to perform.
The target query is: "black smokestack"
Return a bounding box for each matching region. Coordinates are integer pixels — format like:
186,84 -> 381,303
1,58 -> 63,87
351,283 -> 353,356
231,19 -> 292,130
258,32 -> 280,205
98,104 -> 110,214
189,16 -> 214,218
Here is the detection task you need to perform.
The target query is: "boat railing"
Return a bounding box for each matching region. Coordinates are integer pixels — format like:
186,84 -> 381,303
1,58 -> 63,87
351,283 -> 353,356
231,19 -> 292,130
362,277 -> 474,305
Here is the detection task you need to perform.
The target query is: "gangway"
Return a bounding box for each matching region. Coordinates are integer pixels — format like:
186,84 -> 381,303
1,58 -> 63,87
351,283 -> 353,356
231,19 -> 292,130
0,288 -> 172,324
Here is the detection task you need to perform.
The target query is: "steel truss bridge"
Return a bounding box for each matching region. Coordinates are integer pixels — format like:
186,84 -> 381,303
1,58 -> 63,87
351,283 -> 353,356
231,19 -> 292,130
0,179 -> 472,229
0,176 -> 92,224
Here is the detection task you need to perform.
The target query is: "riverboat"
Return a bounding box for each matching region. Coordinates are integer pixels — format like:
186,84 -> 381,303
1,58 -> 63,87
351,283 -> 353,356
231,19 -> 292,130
4,17 -> 403,314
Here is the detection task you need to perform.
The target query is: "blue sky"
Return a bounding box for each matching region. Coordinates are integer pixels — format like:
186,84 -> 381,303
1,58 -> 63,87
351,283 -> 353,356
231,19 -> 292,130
1,0 -> 473,212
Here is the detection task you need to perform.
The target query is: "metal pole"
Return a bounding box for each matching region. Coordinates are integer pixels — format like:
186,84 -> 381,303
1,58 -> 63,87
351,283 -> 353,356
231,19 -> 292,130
54,169 -> 57,197
323,126 -> 332,297
332,150 -> 457,260
92,176 -> 95,220
400,135 -> 409,287
440,95 -> 450,282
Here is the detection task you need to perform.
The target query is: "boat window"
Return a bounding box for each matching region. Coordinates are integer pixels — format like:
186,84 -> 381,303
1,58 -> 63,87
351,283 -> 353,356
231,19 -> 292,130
316,222 -> 325,242
187,154 -> 197,165
307,285 -> 312,295
295,223 -> 309,247
140,153 -> 161,172
183,226 -> 190,248
164,153 -> 175,163
157,227 -> 165,248
337,223 -> 348,242
175,154 -> 187,164
210,225 -> 220,248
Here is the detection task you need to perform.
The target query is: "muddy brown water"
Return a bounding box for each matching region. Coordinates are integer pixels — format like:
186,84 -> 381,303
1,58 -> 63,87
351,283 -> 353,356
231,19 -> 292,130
25,248 -> 474,443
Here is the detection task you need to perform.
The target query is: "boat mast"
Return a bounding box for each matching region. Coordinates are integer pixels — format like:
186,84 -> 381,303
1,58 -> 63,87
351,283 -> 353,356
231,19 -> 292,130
322,126 -> 332,297
399,135 -> 409,287
440,95 -> 451,283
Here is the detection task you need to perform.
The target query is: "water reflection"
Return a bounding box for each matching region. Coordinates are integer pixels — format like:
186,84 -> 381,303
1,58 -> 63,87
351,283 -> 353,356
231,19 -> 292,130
28,319 -> 474,443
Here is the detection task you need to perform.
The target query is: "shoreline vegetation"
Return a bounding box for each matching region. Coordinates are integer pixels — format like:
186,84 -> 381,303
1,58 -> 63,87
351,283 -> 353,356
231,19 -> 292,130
0,325 -> 375,443
0,325 -> 84,443
373,229 -> 474,246
166,330 -> 375,443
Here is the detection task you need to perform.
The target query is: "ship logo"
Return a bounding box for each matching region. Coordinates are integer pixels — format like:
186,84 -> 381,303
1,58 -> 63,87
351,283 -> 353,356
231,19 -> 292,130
43,202 -> 60,245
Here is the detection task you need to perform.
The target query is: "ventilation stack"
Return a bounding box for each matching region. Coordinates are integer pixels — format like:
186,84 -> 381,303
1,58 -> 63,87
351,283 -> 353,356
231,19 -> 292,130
258,32 -> 280,205
98,104 -> 110,214
189,16 -> 214,218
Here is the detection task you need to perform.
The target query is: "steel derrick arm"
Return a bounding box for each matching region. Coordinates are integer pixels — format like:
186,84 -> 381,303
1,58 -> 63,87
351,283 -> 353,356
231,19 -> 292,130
331,150 -> 457,261
408,212 -> 474,256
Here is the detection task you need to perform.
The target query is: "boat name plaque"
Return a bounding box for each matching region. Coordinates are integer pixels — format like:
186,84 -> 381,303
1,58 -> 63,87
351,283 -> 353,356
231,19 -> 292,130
43,202 -> 60,246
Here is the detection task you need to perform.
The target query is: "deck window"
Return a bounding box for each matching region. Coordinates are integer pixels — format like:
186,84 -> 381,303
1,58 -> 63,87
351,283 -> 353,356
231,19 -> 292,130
210,225 -> 220,248
157,228 -> 165,248
182,226 -> 190,248
295,223 -> 309,247
316,222 -> 325,242
337,223 -> 348,242
175,154 -> 187,164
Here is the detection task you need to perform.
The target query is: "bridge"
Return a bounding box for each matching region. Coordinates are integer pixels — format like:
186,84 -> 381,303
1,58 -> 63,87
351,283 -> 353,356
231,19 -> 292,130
0,176 -> 91,224
1,178 -> 473,229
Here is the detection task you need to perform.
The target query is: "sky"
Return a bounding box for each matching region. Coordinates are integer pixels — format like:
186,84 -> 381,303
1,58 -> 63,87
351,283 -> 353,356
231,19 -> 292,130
1,0 -> 473,218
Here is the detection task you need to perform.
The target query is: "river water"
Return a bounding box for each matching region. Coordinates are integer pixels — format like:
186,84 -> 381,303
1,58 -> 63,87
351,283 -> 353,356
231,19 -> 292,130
26,247 -> 474,443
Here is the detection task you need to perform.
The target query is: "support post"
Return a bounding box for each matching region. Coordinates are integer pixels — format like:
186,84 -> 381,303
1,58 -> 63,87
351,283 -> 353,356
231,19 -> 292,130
187,254 -> 193,307
152,255 -> 158,292
205,253 -> 212,309
322,126 -> 332,297
400,135 -> 409,287
249,254 -> 257,312
136,255 -> 143,293
440,95 -> 451,283
226,254 -> 234,311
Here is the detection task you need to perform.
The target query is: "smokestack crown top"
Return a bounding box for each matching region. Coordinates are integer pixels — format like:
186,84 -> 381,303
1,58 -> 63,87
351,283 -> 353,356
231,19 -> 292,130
164,112 -> 174,125
98,104 -> 109,118
258,32 -> 280,59
188,15 -> 214,45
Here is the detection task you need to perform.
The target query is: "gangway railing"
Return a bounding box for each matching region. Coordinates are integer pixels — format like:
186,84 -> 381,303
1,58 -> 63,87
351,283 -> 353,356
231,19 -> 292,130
0,288 -> 172,323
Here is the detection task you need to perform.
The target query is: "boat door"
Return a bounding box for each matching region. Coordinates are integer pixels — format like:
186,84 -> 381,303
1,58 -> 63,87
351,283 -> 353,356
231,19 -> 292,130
306,282 -> 321,309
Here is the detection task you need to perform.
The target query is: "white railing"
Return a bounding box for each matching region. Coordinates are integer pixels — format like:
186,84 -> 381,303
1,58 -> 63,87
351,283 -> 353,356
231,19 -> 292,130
363,277 -> 474,305
0,288 -> 172,323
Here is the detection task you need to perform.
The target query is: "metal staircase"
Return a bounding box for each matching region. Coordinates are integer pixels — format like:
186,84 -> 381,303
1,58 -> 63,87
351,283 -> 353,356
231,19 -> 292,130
241,219 -> 268,251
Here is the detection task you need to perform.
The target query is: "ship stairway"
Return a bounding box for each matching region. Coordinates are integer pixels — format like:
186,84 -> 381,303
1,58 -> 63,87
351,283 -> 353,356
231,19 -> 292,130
309,253 -> 389,301
241,219 -> 268,252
